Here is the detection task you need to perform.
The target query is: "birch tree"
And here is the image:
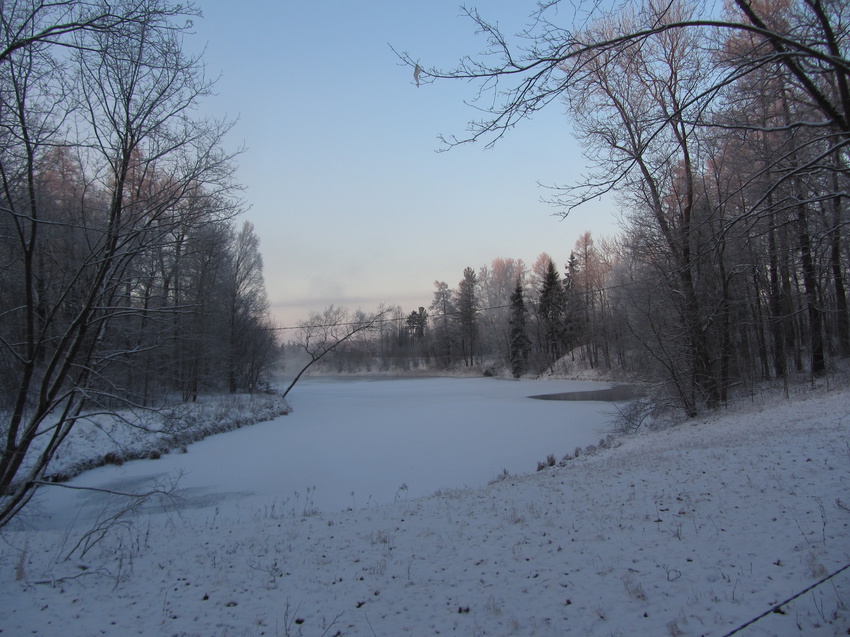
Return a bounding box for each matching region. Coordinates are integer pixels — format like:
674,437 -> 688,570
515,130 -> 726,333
280,306 -> 392,400
401,0 -> 849,411
0,0 -> 241,527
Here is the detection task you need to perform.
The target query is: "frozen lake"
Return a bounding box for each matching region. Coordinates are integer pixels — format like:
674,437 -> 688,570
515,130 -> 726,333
30,377 -> 624,527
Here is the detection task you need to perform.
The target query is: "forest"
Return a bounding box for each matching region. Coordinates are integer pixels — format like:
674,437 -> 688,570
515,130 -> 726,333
0,0 -> 278,526
315,0 -> 850,418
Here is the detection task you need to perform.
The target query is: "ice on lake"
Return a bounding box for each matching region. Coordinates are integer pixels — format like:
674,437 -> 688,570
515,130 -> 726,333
31,377 -> 624,528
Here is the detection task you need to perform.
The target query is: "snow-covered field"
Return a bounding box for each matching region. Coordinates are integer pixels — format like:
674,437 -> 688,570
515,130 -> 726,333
1,378 -> 848,636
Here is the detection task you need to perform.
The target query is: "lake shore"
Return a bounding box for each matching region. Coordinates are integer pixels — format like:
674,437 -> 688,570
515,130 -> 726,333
2,381 -> 848,636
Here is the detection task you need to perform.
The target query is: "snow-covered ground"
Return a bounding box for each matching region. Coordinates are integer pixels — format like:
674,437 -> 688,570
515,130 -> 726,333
1,378 -> 848,636
29,393 -> 292,485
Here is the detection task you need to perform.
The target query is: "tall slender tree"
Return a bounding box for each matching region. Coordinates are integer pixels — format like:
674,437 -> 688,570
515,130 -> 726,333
226,221 -> 276,393
508,277 -> 531,378
455,267 -> 478,366
429,281 -> 456,367
538,259 -> 566,367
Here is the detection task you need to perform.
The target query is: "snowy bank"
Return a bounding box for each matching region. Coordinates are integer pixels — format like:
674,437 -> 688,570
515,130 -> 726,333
39,393 -> 291,484
1,386 -> 848,636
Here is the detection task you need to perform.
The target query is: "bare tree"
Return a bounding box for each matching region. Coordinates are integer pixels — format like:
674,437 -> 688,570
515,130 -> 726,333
280,306 -> 393,401
454,267 -> 478,367
225,221 -> 276,393
478,257 -> 526,367
398,0 -> 849,410
0,0 -> 195,65
429,281 -> 456,367
0,0 -> 240,527
397,0 -> 850,148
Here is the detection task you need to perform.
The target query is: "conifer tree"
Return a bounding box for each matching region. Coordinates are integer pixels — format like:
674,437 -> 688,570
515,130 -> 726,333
509,278 -> 531,378
429,281 -> 456,367
455,267 -> 479,366
538,259 -> 566,366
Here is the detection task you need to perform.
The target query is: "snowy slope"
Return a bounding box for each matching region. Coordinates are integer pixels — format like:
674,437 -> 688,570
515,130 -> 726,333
1,386 -> 848,636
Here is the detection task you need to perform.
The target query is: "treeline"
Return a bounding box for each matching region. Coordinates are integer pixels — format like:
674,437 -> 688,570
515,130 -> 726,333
379,0 -> 850,417
0,0 -> 277,526
7,148 -> 280,404
0,37 -> 278,411
309,250 -> 611,377
315,185 -> 848,412
321,0 -> 850,416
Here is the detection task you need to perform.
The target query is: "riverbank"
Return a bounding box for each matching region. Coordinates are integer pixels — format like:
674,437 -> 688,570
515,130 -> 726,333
36,393 -> 291,485
1,381 -> 847,636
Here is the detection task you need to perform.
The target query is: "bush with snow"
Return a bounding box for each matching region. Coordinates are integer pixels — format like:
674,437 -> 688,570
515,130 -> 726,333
39,394 -> 290,485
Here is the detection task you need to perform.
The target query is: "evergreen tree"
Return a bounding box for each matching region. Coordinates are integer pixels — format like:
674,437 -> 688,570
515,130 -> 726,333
455,267 -> 478,366
509,278 -> 531,377
429,281 -> 456,367
538,259 -> 566,365
563,252 -> 583,358
406,307 -> 427,342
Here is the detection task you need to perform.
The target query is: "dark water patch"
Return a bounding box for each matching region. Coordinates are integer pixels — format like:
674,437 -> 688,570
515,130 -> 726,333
530,385 -> 644,402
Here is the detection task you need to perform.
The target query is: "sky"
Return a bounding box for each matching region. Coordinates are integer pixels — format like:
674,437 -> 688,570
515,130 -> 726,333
190,1 -> 620,331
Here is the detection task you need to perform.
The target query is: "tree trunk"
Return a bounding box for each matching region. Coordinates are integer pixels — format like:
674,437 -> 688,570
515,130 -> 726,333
829,191 -> 850,358
768,212 -> 787,378
797,204 -> 826,376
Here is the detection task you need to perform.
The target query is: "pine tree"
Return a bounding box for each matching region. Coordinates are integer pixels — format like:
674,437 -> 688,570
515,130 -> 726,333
509,278 -> 531,377
406,307 -> 427,342
455,267 -> 478,366
538,259 -> 566,366
429,281 -> 456,367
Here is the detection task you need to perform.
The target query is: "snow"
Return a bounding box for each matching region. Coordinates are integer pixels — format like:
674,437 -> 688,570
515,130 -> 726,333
29,393 -> 291,485
30,377 -> 619,525
1,378 -> 848,636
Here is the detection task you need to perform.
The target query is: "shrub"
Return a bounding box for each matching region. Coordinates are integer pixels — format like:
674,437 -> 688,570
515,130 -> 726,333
488,468 -> 512,484
102,451 -> 124,466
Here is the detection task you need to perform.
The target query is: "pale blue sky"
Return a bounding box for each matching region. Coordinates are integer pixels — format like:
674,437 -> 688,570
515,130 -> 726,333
191,1 -> 619,329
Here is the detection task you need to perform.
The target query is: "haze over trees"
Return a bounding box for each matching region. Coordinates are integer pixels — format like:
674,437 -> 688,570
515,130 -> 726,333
0,0 -> 277,527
